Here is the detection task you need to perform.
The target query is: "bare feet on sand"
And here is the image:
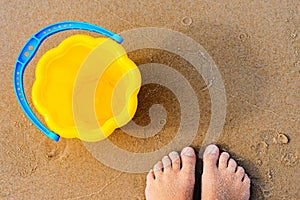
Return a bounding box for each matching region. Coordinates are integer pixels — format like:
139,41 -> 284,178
145,145 -> 251,200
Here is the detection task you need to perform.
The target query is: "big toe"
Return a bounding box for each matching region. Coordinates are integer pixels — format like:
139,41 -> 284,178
180,147 -> 196,174
203,144 -> 220,173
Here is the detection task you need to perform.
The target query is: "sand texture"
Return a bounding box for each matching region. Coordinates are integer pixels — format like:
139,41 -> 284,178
0,0 -> 299,199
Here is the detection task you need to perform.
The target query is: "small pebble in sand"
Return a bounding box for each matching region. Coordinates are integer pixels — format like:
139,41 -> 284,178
273,133 -> 289,144
290,33 -> 297,39
47,149 -> 57,158
160,119 -> 166,125
239,33 -> 249,42
257,159 -> 263,166
267,169 -> 273,179
182,16 -> 193,26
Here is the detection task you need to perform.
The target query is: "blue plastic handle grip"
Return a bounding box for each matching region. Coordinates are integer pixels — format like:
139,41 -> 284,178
13,21 -> 123,142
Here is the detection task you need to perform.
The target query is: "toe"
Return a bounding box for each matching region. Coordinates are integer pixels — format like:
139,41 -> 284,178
162,156 -> 171,171
228,158 -> 237,172
243,173 -> 251,185
153,161 -> 163,178
218,152 -> 230,169
241,174 -> 251,200
146,169 -> 155,184
203,144 -> 220,173
169,151 -> 181,171
180,147 -> 196,174
236,166 -> 245,181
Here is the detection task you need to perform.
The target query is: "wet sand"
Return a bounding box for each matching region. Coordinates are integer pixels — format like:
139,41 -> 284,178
1,0 -> 299,199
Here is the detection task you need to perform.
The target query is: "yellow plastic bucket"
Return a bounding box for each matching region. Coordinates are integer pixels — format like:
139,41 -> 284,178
32,34 -> 141,142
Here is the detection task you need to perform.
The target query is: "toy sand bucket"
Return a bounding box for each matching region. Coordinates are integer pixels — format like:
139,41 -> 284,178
13,21 -> 141,142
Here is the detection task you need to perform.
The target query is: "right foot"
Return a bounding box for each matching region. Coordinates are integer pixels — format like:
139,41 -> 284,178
201,144 -> 251,200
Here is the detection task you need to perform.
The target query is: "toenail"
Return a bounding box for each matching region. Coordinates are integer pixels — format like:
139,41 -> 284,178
222,152 -> 229,156
169,151 -> 179,157
204,144 -> 218,156
153,162 -> 162,171
181,147 -> 195,157
221,152 -> 230,158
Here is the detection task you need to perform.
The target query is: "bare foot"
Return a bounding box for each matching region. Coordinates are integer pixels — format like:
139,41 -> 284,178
145,147 -> 196,200
201,144 -> 251,200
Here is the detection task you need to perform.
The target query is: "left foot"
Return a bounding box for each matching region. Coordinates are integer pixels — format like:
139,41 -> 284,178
145,147 -> 196,200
